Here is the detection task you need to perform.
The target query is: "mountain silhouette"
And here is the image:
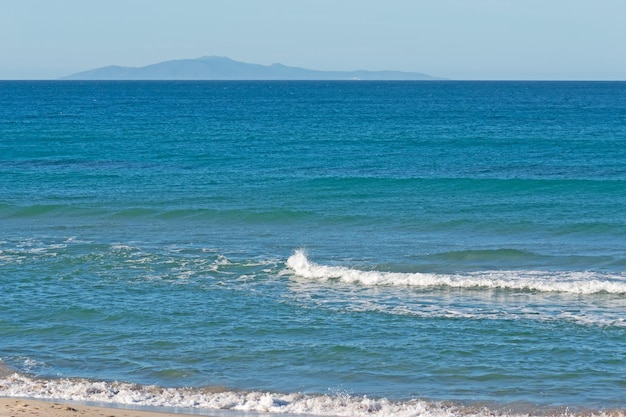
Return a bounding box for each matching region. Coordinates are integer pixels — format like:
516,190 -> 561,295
62,56 -> 442,80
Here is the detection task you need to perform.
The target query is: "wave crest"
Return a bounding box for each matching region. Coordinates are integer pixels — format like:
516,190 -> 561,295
286,250 -> 626,294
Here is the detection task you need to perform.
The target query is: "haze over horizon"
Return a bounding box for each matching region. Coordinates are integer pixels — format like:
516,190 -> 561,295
2,0 -> 626,81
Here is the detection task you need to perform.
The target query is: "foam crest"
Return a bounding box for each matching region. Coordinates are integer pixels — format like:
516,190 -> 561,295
286,250 -> 626,294
1,373 -> 620,417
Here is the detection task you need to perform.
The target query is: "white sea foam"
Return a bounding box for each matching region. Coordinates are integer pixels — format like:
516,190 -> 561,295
286,250 -> 626,294
111,243 -> 144,252
1,373 -> 621,417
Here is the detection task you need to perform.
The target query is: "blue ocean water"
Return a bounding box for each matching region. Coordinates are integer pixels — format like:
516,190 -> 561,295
1,80 -> 626,416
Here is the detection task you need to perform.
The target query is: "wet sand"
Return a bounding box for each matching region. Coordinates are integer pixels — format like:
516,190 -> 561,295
0,398 -> 209,417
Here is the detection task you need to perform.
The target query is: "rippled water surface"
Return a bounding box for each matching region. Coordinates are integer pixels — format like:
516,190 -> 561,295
1,81 -> 626,416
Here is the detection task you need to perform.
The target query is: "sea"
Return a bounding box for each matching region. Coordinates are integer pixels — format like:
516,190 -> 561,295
1,80 -> 626,417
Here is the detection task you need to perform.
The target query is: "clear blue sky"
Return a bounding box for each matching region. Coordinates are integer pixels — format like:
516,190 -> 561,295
2,0 -> 625,80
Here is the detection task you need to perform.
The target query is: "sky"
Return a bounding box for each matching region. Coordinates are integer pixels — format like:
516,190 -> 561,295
1,0 -> 626,80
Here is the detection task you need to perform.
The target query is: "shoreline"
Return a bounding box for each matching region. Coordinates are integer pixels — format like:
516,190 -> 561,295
0,361 -> 220,417
0,397 -> 217,417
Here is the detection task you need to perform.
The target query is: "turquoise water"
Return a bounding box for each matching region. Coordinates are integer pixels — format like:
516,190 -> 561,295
1,81 -> 626,416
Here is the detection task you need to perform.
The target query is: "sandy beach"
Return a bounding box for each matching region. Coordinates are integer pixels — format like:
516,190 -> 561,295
0,398 -> 205,417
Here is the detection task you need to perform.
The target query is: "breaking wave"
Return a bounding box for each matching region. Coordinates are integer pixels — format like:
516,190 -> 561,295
286,250 -> 626,294
0,372 -> 622,417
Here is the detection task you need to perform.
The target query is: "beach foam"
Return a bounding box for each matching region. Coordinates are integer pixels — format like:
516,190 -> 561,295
1,372 -> 623,417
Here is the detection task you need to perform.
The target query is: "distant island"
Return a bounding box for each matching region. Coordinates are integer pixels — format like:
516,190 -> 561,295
61,56 -> 442,81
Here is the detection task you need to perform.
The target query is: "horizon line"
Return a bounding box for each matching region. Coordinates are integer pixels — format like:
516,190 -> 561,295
2,78 -> 626,82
